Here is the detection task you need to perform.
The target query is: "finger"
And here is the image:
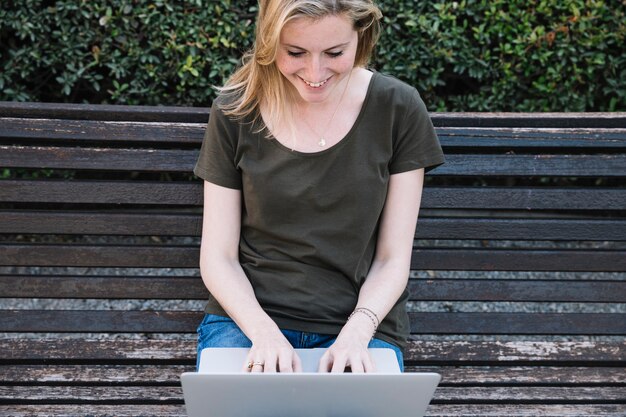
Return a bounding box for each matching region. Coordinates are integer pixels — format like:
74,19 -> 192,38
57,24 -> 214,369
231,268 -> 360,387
363,352 -> 376,373
278,353 -> 294,373
292,353 -> 303,373
243,355 -> 255,373
348,357 -> 365,373
317,352 -> 332,373
251,362 -> 264,373
263,354 -> 278,373
330,354 -> 348,373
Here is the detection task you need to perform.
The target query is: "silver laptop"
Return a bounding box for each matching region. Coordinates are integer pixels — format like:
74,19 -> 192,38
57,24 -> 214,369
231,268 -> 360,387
181,348 -> 440,417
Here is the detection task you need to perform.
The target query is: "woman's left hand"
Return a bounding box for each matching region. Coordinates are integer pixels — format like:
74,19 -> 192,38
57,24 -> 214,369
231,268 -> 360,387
317,313 -> 376,373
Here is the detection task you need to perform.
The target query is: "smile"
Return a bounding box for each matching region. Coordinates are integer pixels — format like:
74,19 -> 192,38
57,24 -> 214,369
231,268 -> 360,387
300,76 -> 330,88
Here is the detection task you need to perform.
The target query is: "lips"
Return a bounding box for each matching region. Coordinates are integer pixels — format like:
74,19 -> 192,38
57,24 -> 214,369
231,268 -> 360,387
300,76 -> 331,88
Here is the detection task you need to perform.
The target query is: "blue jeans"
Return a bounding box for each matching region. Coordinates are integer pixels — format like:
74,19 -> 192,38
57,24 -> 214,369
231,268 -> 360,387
196,313 -> 404,371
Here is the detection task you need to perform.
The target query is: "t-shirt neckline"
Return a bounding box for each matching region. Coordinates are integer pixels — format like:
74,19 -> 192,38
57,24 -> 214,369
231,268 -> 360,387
267,70 -> 378,157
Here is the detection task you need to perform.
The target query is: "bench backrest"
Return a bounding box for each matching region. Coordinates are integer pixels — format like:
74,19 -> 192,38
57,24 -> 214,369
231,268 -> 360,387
0,102 -> 624,365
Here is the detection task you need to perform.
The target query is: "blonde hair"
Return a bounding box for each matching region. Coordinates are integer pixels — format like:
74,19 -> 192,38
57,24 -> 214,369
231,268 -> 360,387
217,0 -> 382,134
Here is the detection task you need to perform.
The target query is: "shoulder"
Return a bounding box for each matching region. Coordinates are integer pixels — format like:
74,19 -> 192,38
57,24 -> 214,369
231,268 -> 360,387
370,72 -> 420,101
368,71 -> 428,117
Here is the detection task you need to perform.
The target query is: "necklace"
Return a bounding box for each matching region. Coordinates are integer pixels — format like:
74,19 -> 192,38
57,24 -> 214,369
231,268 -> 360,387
299,70 -> 352,147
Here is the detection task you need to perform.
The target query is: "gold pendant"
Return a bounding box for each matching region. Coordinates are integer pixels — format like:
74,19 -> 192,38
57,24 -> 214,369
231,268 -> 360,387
318,138 -> 326,147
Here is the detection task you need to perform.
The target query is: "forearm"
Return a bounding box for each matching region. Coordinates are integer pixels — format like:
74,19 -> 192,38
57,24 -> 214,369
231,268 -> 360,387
200,256 -> 280,341
342,257 -> 410,343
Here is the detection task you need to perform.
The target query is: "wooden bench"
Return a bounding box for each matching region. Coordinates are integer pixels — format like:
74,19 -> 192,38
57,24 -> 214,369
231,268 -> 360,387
0,101 -> 624,416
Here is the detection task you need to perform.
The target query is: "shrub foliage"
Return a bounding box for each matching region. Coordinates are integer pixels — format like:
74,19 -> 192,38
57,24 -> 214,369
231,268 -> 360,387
1,0 -> 624,111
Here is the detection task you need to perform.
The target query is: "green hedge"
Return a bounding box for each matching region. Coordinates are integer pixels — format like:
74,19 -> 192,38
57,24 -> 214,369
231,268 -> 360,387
1,0 -> 624,111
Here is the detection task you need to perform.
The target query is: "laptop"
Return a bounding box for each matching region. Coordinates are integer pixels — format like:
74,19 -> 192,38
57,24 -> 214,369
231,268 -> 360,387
181,348 -> 440,417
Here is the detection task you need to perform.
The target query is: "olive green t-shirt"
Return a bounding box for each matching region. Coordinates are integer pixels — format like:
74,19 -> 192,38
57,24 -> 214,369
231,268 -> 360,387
194,71 -> 444,350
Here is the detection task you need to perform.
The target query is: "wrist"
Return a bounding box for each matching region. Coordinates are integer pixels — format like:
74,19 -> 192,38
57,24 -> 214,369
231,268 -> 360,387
345,308 -> 379,342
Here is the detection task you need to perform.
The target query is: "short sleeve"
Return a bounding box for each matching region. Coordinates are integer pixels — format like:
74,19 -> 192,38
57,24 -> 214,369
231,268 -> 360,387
389,89 -> 445,174
193,98 -> 242,189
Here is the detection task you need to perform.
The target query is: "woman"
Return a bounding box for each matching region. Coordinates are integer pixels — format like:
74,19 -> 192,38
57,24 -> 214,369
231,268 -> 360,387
194,0 -> 444,374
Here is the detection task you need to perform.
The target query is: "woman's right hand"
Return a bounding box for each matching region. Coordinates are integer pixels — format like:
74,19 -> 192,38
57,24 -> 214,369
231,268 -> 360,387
243,330 -> 302,373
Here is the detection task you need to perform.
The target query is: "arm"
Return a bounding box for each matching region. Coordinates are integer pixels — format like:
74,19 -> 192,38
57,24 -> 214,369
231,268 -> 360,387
318,168 -> 425,373
199,180 -> 302,373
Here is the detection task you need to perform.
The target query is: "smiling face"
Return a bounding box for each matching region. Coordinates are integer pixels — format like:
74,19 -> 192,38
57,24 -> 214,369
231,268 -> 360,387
276,14 -> 359,105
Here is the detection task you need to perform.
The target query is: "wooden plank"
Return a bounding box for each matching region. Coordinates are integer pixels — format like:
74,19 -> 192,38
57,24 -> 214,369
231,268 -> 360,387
0,245 -> 199,268
2,245 -> 625,271
3,404 -> 624,417
0,211 -> 202,236
410,248 -> 626,272
437,127 -> 626,147
433,154 -> 626,177
426,405 -> 626,417
0,118 -> 204,143
415,218 -> 626,241
0,385 -> 624,403
0,405 -> 187,417
431,112 -> 626,128
404,340 -> 626,364
3,275 -> 623,303
2,147 -> 625,176
0,364 -> 191,384
422,187 -> 625,211
0,180 -> 202,205
1,310 -> 624,335
3,117 -> 625,147
0,386 -> 183,403
2,181 -> 623,212
3,364 -> 624,385
0,146 -> 198,172
0,310 -> 203,333
408,312 -> 626,335
2,339 -> 623,363
3,212 -> 624,241
3,102 -> 624,127
0,339 -> 197,362
405,366 -> 626,385
0,275 -> 207,299
408,279 -> 626,303
0,101 -> 211,123
431,386 -> 626,403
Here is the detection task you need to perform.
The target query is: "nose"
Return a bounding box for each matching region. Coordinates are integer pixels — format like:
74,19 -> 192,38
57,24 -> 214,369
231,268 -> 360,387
304,54 -> 325,82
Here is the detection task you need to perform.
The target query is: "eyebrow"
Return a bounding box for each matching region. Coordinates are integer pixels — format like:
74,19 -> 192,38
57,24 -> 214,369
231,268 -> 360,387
283,42 -> 350,51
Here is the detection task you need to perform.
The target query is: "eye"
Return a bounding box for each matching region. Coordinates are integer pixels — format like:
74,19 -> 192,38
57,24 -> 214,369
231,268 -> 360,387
326,51 -> 344,58
287,51 -> 305,57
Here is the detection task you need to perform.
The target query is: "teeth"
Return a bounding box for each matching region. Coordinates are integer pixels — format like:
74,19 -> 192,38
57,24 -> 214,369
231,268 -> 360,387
303,78 -> 329,88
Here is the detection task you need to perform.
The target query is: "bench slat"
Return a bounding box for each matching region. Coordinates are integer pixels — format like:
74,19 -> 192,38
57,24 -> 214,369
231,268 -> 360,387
2,339 -> 622,363
3,117 -> 625,147
3,276 -> 624,303
437,127 -> 626,147
3,364 -> 623,385
0,180 -> 202,205
3,180 -> 623,211
2,245 -> 624,271
0,118 -> 204,143
0,146 -> 198,172
7,404 -> 626,417
2,146 -> 625,176
410,248 -> 626,272
1,311 -> 624,335
2,212 -> 624,241
409,279 -> 626,303
2,102 -> 624,126
4,404 -> 624,417
1,385 -> 624,403
408,312 -> 626,335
